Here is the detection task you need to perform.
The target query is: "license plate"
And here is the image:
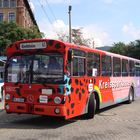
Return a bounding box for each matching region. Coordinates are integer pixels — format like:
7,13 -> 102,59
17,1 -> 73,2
13,97 -> 25,103
39,95 -> 48,103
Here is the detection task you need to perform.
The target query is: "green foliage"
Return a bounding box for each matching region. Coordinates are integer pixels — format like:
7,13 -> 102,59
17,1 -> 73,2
109,42 -> 127,55
109,40 -> 140,59
0,22 -> 42,55
127,40 -> 140,59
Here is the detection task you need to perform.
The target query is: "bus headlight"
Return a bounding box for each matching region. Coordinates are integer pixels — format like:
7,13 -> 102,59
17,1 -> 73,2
54,97 -> 62,104
5,93 -> 10,100
54,108 -> 60,114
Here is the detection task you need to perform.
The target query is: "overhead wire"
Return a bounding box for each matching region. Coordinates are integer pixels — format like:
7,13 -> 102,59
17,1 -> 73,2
37,0 -> 53,25
45,0 -> 57,22
37,0 -> 60,38
37,0 -> 65,39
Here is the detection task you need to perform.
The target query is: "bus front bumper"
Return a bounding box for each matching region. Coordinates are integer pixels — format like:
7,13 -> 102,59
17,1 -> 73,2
5,102 -> 67,117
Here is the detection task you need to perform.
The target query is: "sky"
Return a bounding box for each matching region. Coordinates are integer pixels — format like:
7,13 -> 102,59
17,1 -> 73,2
29,0 -> 140,47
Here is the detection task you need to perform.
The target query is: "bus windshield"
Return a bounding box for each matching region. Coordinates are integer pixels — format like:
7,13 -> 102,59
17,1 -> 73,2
6,54 -> 64,84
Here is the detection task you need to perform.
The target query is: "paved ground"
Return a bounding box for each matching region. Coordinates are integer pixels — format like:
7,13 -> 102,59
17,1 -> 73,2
0,99 -> 4,110
0,98 -> 140,140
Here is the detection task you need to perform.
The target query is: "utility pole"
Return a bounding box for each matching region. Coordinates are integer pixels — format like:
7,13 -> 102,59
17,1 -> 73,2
68,5 -> 72,43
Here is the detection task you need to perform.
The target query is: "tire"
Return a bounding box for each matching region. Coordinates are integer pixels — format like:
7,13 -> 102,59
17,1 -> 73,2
126,87 -> 134,104
84,94 -> 96,119
1,86 -> 3,100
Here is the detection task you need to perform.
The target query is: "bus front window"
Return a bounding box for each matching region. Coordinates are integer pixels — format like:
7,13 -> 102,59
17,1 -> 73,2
6,55 -> 33,83
6,54 -> 63,84
33,54 -> 63,84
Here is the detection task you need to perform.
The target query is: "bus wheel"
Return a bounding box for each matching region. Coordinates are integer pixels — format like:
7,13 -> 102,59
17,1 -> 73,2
84,94 -> 96,119
127,87 -> 134,104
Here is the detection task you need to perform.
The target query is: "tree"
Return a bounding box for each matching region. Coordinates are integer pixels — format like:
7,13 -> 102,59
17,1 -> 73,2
0,22 -> 42,55
57,28 -> 93,47
109,40 -> 140,59
109,42 -> 127,56
71,29 -> 92,46
127,40 -> 140,59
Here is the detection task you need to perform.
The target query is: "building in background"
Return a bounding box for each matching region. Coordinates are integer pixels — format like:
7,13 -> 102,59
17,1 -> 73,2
0,0 -> 38,28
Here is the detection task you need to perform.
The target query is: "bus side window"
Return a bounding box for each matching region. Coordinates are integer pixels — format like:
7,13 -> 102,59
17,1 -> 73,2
129,60 -> 135,76
135,62 -> 140,77
72,49 -> 86,77
87,52 -> 100,76
113,57 -> 121,77
138,63 -> 140,76
122,59 -> 129,76
101,55 -> 112,76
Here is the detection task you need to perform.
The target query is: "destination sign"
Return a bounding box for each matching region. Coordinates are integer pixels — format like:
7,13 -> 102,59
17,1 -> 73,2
20,42 -> 46,50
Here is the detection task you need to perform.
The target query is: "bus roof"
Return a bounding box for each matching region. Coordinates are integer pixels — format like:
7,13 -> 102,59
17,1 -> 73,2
64,41 -> 140,62
65,41 -> 140,62
7,39 -> 140,62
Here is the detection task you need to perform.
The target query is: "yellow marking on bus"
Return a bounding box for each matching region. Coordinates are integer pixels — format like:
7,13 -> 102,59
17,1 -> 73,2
94,85 -> 102,103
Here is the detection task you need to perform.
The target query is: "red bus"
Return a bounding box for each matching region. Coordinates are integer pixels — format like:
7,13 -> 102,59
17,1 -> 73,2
4,39 -> 140,119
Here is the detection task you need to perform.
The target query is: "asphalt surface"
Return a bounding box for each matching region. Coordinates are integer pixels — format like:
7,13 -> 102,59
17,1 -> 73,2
0,98 -> 140,140
0,99 -> 4,111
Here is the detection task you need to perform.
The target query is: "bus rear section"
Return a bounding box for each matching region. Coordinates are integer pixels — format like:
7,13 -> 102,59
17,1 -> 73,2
4,39 -> 71,118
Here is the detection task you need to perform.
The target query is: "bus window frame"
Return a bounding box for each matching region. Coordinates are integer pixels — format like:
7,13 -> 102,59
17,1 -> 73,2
70,49 -> 86,77
101,55 -> 112,77
87,51 -> 100,77
113,57 -> 121,77
129,60 -> 135,76
122,59 -> 129,77
135,62 -> 140,77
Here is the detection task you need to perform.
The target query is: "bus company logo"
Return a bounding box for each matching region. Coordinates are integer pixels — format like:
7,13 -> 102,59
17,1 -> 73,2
88,83 -> 93,92
27,94 -> 34,103
99,80 -> 131,89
